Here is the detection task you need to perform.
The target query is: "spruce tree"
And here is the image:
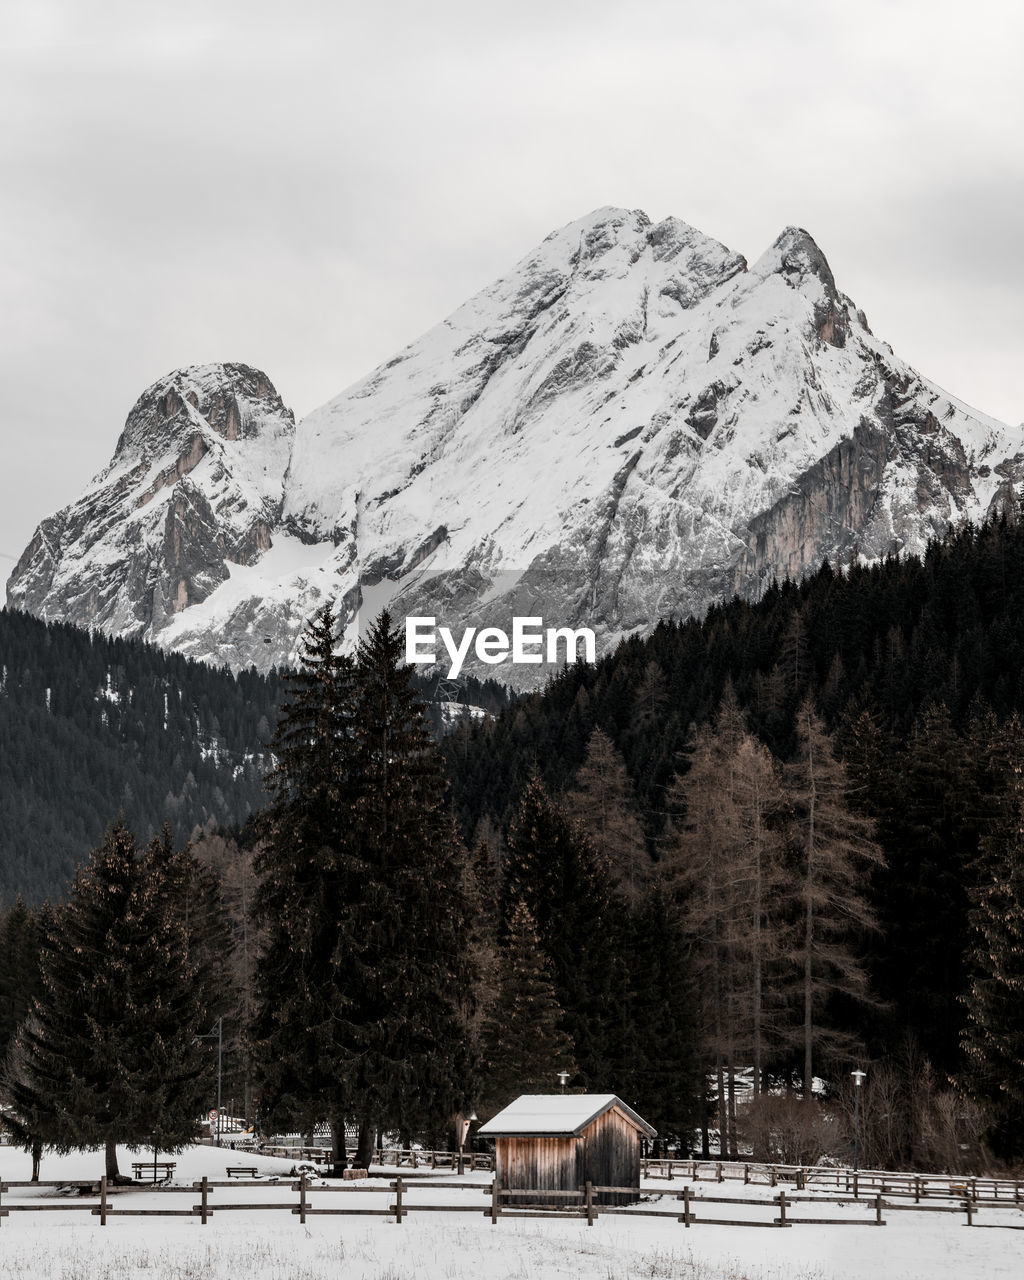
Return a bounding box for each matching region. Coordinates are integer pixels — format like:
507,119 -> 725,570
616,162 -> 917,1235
619,889 -> 699,1147
960,731 -> 1024,1158
0,898 -> 42,1060
504,776 -> 615,1087
566,727 -> 650,901
4,822 -> 214,1180
0,898 -> 48,1177
479,900 -> 576,1118
250,601 -> 361,1173
251,607 -> 475,1169
346,610 -> 476,1160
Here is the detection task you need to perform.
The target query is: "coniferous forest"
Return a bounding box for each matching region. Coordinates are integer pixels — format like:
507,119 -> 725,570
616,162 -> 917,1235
0,609 -> 282,902
4,510 -> 1024,1170
442,507 -> 1024,1163
0,608 -> 509,904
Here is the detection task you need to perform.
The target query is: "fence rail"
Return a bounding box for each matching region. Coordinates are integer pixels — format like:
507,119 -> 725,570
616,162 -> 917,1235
254,1145 -> 493,1172
640,1158 -> 1024,1204
2,1173 -> 1021,1231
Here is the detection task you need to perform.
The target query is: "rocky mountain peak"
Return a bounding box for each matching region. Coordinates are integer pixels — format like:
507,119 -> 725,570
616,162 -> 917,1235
111,362 -> 290,464
8,212 -> 1022,684
742,226 -> 848,347
8,362 -> 294,640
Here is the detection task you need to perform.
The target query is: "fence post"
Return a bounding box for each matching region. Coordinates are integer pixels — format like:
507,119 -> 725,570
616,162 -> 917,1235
683,1184 -> 691,1227
200,1175 -> 209,1226
769,1166 -> 777,1188
778,1189 -> 787,1227
299,1172 -> 307,1225
875,1194 -> 883,1225
99,1175 -> 107,1227
585,1181 -> 595,1226
667,1160 -> 674,1182
394,1175 -> 404,1224
490,1179 -> 499,1225
964,1197 -> 974,1227
716,1162 -> 723,1183
853,1172 -> 859,1200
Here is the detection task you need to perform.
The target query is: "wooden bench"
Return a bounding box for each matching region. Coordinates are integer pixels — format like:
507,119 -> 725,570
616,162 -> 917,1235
225,1166 -> 259,1179
131,1161 -> 176,1182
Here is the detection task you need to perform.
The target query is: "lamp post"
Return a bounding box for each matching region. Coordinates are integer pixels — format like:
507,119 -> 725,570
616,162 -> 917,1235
851,1069 -> 866,1172
557,1070 -> 570,1094
196,1018 -> 223,1146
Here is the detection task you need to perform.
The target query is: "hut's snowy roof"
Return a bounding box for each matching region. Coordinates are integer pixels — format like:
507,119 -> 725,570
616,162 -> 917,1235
477,1093 -> 656,1138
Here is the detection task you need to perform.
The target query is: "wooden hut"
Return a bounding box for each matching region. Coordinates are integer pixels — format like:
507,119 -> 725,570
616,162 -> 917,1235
478,1094 -> 656,1206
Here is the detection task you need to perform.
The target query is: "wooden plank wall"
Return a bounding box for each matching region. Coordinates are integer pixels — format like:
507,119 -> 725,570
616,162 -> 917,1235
495,1135 -> 582,1206
582,1108 -> 642,1205
496,1108 -> 644,1207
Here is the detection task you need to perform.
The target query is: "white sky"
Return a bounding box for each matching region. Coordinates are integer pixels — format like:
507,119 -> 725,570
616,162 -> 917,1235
2,0 -> 1022,565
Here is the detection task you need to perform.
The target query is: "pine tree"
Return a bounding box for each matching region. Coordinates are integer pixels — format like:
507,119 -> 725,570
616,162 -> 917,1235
0,898 -> 42,1059
566,727 -> 650,901
250,601 -> 361,1173
504,776 -> 615,1087
479,900 -> 576,1118
617,889 -> 699,1146
876,705 -> 975,1070
3,822 -> 214,1180
960,733 -> 1024,1158
345,610 -> 476,1160
193,827 -> 261,1123
0,898 -> 52,1178
252,607 -> 476,1170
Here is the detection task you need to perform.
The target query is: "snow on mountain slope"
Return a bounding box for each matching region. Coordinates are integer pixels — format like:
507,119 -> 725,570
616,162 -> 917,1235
7,364 -> 294,641
8,209 -> 1023,683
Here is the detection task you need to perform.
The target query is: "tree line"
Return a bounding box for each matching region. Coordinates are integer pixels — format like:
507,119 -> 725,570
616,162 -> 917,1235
5,505 -> 1024,1168
442,505 -> 1024,1162
0,609 -> 580,1178
0,608 -> 282,903
0,607 -> 512,905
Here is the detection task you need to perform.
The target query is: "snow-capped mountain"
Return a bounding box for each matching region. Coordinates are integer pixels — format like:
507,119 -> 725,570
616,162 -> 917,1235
8,208 -> 1023,684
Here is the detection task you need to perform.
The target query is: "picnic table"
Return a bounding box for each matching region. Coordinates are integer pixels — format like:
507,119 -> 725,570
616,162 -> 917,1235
131,1160 -> 176,1182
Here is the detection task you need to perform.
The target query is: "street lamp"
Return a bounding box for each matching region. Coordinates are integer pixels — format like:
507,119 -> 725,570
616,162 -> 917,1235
557,1071 -> 570,1094
851,1069 -> 867,1172
196,1018 -> 223,1147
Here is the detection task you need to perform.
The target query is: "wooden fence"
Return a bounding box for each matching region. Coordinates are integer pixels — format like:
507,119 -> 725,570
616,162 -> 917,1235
640,1158 -> 1024,1205
254,1145 -> 493,1172
2,1174 -> 1020,1230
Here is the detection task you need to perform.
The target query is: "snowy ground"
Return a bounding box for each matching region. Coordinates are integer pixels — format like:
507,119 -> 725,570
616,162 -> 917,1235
1,1144 -> 1022,1280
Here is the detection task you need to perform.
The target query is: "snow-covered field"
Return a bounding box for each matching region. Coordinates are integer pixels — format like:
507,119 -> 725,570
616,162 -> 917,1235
1,1144 -> 1021,1280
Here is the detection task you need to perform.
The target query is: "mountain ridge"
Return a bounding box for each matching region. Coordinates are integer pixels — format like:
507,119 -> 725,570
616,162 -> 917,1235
8,208 -> 1022,683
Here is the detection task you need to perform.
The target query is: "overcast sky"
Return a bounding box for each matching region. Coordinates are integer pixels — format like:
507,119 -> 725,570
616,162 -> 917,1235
2,0 -> 1022,566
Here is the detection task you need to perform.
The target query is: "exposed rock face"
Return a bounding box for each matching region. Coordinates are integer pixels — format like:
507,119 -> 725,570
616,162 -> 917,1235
8,363 -> 294,642
7,210 -> 1023,684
